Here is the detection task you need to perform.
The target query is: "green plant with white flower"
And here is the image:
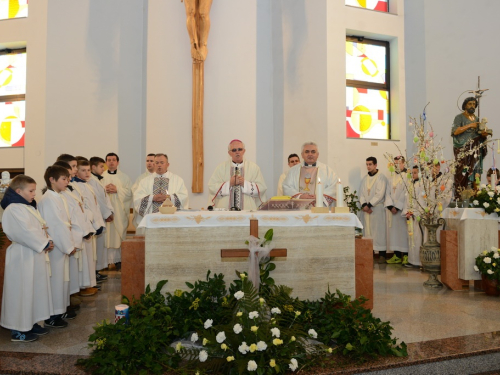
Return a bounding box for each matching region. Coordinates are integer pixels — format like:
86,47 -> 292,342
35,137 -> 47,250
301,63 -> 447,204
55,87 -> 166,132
180,275 -> 328,374
471,184 -> 500,215
475,247 -> 500,281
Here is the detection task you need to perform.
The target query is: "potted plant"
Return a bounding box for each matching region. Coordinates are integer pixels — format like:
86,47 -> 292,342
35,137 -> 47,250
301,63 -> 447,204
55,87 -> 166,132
471,184 -> 500,214
474,247 -> 500,296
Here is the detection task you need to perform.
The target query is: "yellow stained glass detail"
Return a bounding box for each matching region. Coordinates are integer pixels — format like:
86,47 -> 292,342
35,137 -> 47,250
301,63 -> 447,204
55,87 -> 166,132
0,0 -> 28,20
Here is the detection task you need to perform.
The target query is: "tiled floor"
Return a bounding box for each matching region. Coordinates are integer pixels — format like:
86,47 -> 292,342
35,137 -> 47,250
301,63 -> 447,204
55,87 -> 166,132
0,270 -> 121,355
1,263 -> 500,355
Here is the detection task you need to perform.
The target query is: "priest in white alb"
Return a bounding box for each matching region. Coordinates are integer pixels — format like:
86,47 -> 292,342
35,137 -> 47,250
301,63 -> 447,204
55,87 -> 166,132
102,153 -> 133,269
131,153 -> 156,228
282,141 -> 337,206
134,153 -> 189,225
208,139 -> 267,210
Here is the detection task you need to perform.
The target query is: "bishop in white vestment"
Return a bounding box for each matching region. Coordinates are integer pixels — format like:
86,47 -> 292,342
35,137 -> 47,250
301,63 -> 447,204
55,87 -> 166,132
102,153 -> 133,265
208,140 -> 267,210
282,142 -> 337,206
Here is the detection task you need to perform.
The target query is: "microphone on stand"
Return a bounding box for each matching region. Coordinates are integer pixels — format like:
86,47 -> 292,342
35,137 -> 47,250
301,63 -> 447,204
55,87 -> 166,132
230,166 -> 241,211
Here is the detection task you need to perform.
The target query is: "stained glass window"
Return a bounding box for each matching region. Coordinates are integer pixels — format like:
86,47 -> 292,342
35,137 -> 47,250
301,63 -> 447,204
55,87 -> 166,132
346,37 -> 390,139
0,0 -> 28,20
346,88 -> 389,139
346,41 -> 386,85
0,100 -> 25,147
345,0 -> 388,12
0,52 -> 27,96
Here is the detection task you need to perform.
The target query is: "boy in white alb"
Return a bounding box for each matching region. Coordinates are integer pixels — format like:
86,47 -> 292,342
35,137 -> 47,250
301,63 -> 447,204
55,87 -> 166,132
90,156 -> 114,282
0,175 -> 54,342
38,166 -> 77,328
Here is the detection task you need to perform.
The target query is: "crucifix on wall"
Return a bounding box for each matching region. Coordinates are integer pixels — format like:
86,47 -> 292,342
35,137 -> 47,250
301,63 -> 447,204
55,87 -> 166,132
181,0 -> 213,193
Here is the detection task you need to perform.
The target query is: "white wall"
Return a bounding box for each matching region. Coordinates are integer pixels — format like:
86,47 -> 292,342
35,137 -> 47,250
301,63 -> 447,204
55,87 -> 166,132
405,0 -> 500,182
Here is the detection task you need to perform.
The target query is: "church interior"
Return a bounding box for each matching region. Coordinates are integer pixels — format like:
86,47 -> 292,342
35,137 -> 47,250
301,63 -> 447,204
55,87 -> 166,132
1,0 -> 500,373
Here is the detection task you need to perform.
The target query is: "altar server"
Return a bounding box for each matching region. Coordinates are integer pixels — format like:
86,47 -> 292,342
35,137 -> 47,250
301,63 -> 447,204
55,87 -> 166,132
38,166 -> 76,328
0,175 -> 54,342
209,139 -> 267,210
277,153 -> 300,196
102,153 -> 133,269
134,153 -> 189,224
74,159 -> 105,292
385,156 -> 409,265
283,141 -> 337,206
90,156 -> 114,280
359,157 -> 389,263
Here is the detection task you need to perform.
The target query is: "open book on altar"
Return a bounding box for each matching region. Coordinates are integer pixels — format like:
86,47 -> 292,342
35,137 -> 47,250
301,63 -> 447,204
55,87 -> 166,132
258,197 -> 315,211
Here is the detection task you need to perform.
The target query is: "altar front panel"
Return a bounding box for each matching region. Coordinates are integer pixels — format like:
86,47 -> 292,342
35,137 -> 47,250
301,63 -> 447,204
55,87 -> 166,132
145,225 -> 355,301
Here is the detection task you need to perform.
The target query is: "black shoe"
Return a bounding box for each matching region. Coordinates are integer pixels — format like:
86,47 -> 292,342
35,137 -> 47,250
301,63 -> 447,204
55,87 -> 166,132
61,310 -> 77,320
115,262 -> 122,271
30,323 -> 49,336
44,317 -> 68,328
11,330 -> 38,342
96,273 -> 108,283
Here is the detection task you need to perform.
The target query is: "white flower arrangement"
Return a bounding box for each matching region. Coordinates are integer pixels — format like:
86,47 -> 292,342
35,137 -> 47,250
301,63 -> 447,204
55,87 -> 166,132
488,192 -> 495,198
271,327 -> 280,337
289,358 -> 298,372
247,360 -> 258,371
308,329 -> 318,339
249,311 -> 259,319
216,331 -> 226,343
271,307 -> 281,314
257,341 -> 267,351
473,200 -> 479,206
199,350 -> 208,362
484,202 -> 490,208
191,333 -> 198,342
487,270 -> 494,275
238,342 -> 250,354
233,324 -> 243,334
204,319 -> 213,329
474,265 -> 479,272
484,257 -> 492,264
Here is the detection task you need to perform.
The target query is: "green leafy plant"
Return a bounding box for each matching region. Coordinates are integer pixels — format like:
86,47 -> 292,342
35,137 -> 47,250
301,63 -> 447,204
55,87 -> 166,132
77,281 -> 182,375
343,186 -> 361,215
474,247 -> 500,281
180,276 -> 327,374
300,288 -> 407,362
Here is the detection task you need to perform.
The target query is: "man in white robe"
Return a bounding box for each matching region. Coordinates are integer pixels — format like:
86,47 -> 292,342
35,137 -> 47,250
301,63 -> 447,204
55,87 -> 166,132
131,153 -> 156,228
134,153 -> 189,226
359,156 -> 389,263
283,141 -> 337,206
385,156 -> 409,264
208,139 -> 267,210
1,178 -> 54,341
277,153 -> 300,196
102,153 -> 133,269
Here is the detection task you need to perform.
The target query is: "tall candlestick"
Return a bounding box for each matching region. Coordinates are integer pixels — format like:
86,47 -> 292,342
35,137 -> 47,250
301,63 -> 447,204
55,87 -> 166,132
336,179 -> 344,207
316,178 -> 323,207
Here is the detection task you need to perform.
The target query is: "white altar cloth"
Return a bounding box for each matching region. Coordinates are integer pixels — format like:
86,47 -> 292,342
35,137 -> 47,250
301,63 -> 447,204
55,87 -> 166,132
442,208 -> 498,221
138,210 -> 363,229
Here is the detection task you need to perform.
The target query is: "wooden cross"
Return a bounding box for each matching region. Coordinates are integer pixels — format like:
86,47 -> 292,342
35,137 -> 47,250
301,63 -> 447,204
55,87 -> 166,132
220,219 -> 287,259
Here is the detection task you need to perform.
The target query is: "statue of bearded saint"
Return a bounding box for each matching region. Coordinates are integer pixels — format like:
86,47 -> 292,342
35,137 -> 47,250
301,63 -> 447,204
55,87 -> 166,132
181,0 -> 213,62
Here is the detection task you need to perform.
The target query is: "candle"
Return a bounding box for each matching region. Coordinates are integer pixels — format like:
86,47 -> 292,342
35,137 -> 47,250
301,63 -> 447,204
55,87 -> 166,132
316,178 -> 323,207
336,179 -> 344,207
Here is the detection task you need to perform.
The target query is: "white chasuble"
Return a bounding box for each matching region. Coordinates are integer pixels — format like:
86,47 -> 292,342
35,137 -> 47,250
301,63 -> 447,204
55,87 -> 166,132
131,171 -> 153,227
386,172 -> 409,252
359,172 -> 388,251
208,160 -> 267,210
134,171 -> 189,223
101,170 -> 132,252
282,162 -> 337,206
38,191 -> 75,315
0,204 -> 54,331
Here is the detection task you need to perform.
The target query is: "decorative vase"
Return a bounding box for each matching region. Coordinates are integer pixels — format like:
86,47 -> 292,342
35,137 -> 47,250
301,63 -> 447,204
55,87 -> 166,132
481,275 -> 500,296
462,199 -> 470,208
419,218 -> 445,288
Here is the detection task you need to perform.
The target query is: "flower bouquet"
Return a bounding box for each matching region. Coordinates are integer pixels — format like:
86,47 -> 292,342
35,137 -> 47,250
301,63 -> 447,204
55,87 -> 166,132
474,247 -> 500,296
471,184 -> 500,214
180,275 -> 329,374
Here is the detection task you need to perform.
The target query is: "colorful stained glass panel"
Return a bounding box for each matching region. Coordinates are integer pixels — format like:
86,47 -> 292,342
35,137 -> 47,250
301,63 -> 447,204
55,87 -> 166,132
345,0 -> 388,12
346,41 -> 386,84
0,52 -> 26,96
0,100 -> 25,147
0,0 -> 28,20
346,87 -> 389,140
